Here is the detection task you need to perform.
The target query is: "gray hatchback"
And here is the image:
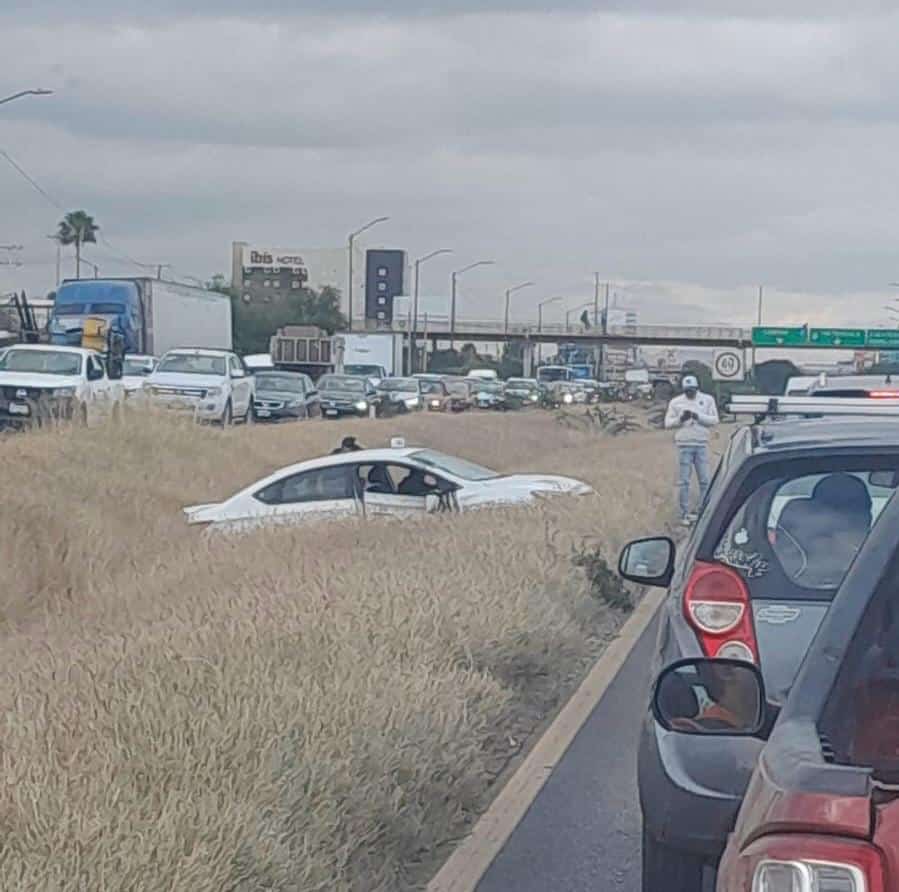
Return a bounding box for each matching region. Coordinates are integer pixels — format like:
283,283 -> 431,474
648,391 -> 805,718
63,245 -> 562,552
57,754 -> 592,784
620,416 -> 899,890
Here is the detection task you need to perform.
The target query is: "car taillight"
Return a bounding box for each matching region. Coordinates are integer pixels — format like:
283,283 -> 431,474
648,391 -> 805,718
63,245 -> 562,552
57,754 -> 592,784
684,561 -> 758,663
730,835 -> 884,892
868,390 -> 899,399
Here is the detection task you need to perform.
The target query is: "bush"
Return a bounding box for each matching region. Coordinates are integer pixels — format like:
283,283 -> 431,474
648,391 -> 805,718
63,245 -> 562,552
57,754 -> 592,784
571,541 -> 634,611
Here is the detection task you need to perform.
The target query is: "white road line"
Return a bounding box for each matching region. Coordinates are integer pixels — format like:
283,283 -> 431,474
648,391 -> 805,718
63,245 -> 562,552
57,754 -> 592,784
427,587 -> 666,892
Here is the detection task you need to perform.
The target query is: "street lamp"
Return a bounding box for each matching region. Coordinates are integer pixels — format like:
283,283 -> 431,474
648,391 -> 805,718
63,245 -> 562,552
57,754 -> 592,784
504,281 -> 534,334
411,248 -> 453,372
450,260 -> 494,349
537,296 -> 562,364
83,260 -> 100,279
347,216 -> 389,332
0,89 -> 53,107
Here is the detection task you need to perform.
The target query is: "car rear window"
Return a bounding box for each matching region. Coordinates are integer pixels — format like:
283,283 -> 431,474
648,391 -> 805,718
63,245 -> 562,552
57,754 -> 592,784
712,462 -> 899,600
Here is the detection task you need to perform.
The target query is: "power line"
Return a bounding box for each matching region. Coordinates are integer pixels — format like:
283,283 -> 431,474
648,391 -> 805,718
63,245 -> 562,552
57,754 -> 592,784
0,146 -> 163,275
0,149 -> 66,211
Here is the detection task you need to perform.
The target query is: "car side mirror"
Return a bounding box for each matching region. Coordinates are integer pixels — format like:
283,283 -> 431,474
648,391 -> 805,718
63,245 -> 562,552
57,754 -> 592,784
307,389 -> 318,398
231,368 -> 246,379
618,537 -> 675,587
653,658 -> 765,737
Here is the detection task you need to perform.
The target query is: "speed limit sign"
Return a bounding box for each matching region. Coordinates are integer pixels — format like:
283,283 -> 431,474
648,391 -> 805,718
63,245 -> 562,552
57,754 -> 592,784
713,349 -> 745,382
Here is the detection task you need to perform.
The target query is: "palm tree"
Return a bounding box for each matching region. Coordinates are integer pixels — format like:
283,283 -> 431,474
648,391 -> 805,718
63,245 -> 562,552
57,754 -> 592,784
57,211 -> 99,279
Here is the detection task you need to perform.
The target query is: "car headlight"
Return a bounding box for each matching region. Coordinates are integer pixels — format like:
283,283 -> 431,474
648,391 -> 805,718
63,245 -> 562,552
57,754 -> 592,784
563,392 -> 574,404
529,393 -> 539,401
52,387 -> 76,398
287,399 -> 304,408
355,400 -> 368,411
206,387 -> 224,398
430,399 -> 441,407
405,397 -> 419,407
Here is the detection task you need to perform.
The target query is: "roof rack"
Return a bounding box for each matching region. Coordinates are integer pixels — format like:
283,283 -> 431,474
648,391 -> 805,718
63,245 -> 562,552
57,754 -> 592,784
729,395 -> 899,421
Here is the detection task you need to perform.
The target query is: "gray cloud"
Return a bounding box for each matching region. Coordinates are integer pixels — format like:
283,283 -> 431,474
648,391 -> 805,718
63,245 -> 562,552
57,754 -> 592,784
3,6 -> 899,330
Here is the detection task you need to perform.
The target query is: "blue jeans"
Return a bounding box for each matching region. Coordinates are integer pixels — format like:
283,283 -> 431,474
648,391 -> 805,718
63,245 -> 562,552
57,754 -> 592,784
677,445 -> 710,518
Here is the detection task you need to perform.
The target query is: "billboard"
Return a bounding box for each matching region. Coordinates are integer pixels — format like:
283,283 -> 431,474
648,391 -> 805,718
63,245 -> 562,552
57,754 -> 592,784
239,245 -> 349,291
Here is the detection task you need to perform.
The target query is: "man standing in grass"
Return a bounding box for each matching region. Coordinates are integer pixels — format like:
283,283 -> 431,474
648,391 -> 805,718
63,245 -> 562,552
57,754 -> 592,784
664,375 -> 719,525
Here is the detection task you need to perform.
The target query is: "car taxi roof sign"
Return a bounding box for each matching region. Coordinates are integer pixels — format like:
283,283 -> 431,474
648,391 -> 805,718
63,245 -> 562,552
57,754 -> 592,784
390,437 -> 406,449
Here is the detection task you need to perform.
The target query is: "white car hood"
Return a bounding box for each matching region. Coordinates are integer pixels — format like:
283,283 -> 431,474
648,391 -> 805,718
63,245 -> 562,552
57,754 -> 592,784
492,474 -> 593,496
0,372 -> 82,390
183,502 -> 224,525
122,375 -> 148,392
148,373 -> 226,389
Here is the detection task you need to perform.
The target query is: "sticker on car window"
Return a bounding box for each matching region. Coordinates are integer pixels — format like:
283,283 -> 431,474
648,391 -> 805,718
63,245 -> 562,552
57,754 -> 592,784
714,542 -> 769,579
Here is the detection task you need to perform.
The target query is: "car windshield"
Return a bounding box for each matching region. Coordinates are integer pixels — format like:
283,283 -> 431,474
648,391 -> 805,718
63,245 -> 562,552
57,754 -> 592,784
538,367 -> 569,382
344,365 -> 381,376
123,358 -> 154,376
380,378 -> 417,392
420,380 -> 447,395
714,464 -> 898,596
157,353 -> 226,376
0,349 -> 82,376
410,449 -> 498,481
321,376 -> 365,393
507,379 -> 535,388
256,374 -> 304,393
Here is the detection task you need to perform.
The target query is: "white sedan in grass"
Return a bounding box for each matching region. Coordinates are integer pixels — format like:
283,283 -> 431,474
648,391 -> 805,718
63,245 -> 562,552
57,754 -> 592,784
184,445 -> 593,530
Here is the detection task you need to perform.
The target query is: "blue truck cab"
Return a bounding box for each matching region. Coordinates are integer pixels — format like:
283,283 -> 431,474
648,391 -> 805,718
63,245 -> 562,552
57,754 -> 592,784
49,280 -> 142,352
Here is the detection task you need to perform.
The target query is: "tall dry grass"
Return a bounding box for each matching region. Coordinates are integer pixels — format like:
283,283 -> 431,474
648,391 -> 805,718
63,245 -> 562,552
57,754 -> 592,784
0,410 -> 677,890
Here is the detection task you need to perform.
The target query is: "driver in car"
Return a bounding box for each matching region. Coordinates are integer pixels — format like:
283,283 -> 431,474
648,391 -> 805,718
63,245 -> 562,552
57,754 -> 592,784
398,468 -> 435,496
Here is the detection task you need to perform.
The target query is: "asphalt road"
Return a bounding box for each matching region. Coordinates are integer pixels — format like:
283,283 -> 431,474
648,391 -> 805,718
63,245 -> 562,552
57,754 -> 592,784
477,619 -> 657,892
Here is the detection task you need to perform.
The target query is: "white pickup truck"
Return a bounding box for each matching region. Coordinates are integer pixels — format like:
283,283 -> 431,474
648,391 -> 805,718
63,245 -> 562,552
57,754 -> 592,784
0,344 -> 125,427
143,347 -> 254,424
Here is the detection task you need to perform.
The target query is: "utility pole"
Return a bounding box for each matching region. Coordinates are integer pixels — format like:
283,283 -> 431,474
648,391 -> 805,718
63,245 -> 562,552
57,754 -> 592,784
752,285 -> 763,376
600,280 -> 611,381
46,235 -> 61,286
347,216 -> 389,332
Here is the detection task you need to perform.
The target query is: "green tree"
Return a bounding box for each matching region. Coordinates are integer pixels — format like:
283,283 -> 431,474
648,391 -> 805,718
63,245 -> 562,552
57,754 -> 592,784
206,275 -> 347,355
57,210 -> 99,280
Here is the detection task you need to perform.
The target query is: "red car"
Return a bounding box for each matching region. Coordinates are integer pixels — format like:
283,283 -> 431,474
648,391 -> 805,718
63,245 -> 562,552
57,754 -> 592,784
651,480 -> 899,891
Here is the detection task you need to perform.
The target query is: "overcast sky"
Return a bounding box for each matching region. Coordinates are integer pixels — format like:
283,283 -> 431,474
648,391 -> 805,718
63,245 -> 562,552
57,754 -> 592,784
3,2 -> 899,328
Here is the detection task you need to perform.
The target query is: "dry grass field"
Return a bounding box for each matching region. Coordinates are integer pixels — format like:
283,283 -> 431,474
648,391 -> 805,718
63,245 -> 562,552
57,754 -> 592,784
0,409 -> 681,891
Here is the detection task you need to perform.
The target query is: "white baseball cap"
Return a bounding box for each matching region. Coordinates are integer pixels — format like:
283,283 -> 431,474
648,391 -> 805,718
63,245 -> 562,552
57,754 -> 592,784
682,375 -> 699,390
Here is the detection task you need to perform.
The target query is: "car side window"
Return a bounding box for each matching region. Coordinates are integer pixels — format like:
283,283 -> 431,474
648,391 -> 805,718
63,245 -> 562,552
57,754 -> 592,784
229,356 -> 242,376
87,355 -> 105,380
254,466 -> 354,505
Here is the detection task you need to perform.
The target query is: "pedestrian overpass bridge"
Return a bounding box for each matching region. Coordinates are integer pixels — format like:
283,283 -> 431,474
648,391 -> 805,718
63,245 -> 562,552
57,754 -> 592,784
388,318 -> 753,348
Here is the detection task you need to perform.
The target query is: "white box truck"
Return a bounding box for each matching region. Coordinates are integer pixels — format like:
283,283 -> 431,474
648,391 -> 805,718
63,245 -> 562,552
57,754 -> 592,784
49,277 -> 232,356
333,333 -> 403,381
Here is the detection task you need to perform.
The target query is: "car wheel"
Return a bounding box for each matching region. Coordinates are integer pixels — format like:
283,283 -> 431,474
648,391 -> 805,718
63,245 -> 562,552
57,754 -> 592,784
221,399 -> 233,427
642,827 -> 705,892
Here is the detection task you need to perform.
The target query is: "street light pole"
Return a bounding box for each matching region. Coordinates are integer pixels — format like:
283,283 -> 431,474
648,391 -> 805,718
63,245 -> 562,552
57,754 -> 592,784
347,216 -> 389,332
752,284 -> 763,375
411,248 -> 452,373
0,89 -> 53,107
450,259 -> 494,350
504,281 -> 534,334
537,296 -> 562,365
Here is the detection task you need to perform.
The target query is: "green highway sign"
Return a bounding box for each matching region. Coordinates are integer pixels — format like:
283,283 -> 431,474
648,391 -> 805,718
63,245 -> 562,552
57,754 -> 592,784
751,326 -> 807,347
808,328 -> 866,347
867,329 -> 899,349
